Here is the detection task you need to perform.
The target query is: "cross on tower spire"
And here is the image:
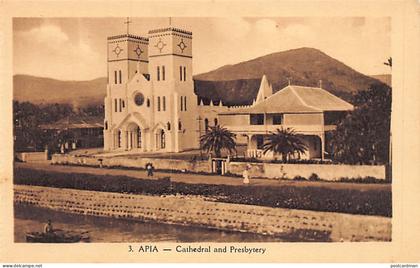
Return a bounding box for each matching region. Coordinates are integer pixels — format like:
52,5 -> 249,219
124,17 -> 132,35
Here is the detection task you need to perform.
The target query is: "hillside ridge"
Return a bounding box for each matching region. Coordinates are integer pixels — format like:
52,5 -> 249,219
14,47 -> 386,106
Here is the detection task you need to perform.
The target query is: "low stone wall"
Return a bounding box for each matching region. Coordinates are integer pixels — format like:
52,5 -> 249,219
52,154 -> 387,181
16,151 -> 48,162
14,185 -> 391,242
228,162 -> 387,181
52,154 -> 211,173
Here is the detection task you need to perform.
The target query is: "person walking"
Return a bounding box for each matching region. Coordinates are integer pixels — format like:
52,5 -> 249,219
146,163 -> 154,177
242,165 -> 250,184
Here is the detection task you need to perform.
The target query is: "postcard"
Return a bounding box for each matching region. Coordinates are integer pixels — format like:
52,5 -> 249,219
1,0 -> 419,264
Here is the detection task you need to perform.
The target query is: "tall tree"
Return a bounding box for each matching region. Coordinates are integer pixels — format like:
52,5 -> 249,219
330,83 -> 391,164
200,125 -> 236,157
263,128 -> 307,162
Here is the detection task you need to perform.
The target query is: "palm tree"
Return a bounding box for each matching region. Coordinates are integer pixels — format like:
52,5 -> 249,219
263,128 -> 307,162
200,125 -> 236,158
384,57 -> 392,69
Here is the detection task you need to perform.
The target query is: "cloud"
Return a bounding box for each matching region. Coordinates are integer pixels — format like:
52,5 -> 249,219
25,24 -> 69,44
14,23 -> 103,80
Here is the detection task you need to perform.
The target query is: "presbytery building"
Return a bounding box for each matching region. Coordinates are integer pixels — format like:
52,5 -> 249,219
218,76 -> 354,160
103,26 -> 354,160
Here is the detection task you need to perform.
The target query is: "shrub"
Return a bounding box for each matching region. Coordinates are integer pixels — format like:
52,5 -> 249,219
293,175 -> 307,181
338,176 -> 386,184
13,167 -> 392,217
308,173 -> 320,181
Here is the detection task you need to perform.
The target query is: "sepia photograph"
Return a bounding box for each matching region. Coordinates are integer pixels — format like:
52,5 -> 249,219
12,16 -> 393,243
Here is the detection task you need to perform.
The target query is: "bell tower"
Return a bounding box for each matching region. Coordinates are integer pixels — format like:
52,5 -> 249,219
107,34 -> 149,85
104,33 -> 149,151
147,27 -> 198,151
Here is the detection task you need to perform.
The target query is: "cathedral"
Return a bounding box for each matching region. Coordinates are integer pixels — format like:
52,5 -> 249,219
103,26 -> 221,152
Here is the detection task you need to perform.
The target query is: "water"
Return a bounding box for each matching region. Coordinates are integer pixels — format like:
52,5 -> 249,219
14,204 -> 284,242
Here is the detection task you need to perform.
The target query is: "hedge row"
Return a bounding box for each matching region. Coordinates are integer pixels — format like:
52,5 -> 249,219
14,167 -> 392,217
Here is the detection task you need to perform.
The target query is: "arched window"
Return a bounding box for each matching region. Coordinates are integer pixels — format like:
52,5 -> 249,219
117,130 -> 122,148
167,122 -> 171,131
146,98 -> 150,107
163,96 -> 166,111
137,127 -> 142,148
214,118 -> 218,126
204,118 -> 209,132
178,121 -> 182,131
162,66 -> 166,81
160,129 -> 165,149
104,121 -> 108,130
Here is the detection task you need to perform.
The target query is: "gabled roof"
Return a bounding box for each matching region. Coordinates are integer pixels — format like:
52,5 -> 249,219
220,85 -> 354,115
40,115 -> 103,130
292,86 -> 354,111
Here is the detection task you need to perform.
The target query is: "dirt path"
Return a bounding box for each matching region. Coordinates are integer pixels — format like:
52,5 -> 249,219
15,161 -> 391,191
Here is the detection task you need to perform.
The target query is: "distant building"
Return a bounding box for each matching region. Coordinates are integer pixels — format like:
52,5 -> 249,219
40,115 -> 103,150
103,26 -> 353,160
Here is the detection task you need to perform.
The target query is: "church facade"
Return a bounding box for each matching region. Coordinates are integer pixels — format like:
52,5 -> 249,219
103,27 -> 204,152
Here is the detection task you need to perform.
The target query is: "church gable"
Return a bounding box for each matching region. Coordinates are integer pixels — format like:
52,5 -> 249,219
114,112 -> 150,131
127,71 -> 151,88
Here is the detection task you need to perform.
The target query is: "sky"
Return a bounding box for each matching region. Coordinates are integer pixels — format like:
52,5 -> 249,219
13,17 -> 391,81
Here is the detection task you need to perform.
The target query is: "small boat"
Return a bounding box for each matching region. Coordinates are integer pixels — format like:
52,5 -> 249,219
26,229 -> 90,243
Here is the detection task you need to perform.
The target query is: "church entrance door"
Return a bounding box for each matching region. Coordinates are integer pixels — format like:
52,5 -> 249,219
127,123 -> 142,150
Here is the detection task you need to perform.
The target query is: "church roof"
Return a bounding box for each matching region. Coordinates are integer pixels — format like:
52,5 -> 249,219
40,115 -> 103,130
255,75 -> 273,103
148,27 -> 192,35
220,85 -> 354,115
107,34 -> 149,42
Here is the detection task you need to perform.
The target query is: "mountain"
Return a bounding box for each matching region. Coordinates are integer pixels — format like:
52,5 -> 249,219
13,75 -> 107,108
14,47 -> 387,107
370,74 -> 391,87
194,47 -> 386,105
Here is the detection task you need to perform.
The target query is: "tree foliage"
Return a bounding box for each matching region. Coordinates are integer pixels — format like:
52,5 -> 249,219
384,57 -> 392,68
263,128 -> 308,162
200,125 -> 236,158
329,83 -> 391,164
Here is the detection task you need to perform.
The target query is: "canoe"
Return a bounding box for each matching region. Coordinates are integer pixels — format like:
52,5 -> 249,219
26,229 -> 90,243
